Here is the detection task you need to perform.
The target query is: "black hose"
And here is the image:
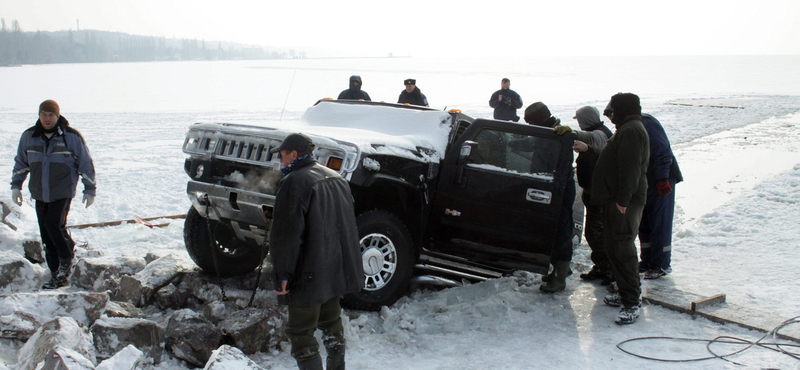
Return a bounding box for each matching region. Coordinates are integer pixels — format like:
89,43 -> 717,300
616,316 -> 800,367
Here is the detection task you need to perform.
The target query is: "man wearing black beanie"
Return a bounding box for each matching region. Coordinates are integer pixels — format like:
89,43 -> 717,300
523,102 -> 577,294
577,93 -> 649,324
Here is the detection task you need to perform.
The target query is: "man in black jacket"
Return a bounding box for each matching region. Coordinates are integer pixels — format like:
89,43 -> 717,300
523,102 -> 576,294
269,133 -> 365,370
397,78 -> 429,106
578,93 -> 649,325
337,75 -> 371,101
489,78 -> 523,121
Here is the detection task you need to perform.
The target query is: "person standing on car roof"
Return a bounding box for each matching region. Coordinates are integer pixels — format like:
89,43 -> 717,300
571,106 -> 615,285
576,93 -> 649,325
337,75 -> 371,101
523,102 -> 576,293
489,78 -> 523,122
11,100 -> 96,290
269,133 -> 365,370
397,78 -> 429,106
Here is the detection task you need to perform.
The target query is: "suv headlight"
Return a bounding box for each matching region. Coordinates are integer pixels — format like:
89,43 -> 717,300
183,136 -> 200,152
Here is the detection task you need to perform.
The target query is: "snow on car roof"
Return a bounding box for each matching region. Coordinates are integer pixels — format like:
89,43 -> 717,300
296,101 -> 454,162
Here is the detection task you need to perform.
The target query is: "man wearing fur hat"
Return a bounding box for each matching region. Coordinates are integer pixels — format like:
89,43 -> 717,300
11,100 -> 96,289
523,102 -> 576,293
575,93 -> 649,325
397,78 -> 429,106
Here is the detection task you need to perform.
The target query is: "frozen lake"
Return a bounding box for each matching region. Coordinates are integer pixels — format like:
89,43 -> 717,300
2,55 -> 800,115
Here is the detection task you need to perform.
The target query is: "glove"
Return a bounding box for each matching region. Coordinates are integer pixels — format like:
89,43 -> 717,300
554,126 -> 573,135
12,189 -> 23,206
656,180 -> 672,196
83,194 -> 95,208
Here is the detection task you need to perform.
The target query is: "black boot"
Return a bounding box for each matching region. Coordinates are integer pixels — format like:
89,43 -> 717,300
42,276 -> 62,290
296,354 -> 323,370
326,344 -> 346,370
540,260 -> 570,293
542,258 -> 572,283
55,257 -> 73,281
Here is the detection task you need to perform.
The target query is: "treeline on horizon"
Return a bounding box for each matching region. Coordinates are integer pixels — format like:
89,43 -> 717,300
0,18 -> 306,66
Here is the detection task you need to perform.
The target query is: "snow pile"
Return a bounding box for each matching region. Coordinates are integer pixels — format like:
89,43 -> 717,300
0,250 -> 44,293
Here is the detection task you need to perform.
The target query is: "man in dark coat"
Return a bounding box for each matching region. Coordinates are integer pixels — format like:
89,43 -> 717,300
269,133 -> 365,370
397,78 -> 428,106
12,100 -> 96,289
638,113 -> 682,279
523,102 -> 576,294
489,78 -> 523,121
571,106 -> 614,284
337,75 -> 371,101
577,93 -> 649,325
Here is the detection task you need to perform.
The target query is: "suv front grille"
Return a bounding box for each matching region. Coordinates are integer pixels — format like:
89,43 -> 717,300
215,139 -> 275,164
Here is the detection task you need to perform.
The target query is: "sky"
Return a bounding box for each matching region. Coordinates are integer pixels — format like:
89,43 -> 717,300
1,0 -> 799,57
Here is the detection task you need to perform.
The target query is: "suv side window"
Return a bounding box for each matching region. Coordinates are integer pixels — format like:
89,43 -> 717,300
469,129 -> 559,182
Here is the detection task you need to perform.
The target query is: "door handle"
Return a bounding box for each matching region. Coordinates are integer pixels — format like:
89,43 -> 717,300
526,189 -> 552,204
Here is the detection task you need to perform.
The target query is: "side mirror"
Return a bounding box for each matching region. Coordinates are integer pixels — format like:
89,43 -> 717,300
456,141 -> 477,185
458,141 -> 478,164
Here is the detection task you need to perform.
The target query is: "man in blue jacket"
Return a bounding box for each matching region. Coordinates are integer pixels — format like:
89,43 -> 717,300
638,113 -> 683,279
489,78 -> 523,121
11,100 -> 96,289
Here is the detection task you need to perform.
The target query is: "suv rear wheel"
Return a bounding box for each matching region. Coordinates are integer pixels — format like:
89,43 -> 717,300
184,206 -> 264,277
342,210 -> 414,311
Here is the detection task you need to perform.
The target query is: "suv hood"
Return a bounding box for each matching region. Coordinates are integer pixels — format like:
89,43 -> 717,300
240,102 -> 454,163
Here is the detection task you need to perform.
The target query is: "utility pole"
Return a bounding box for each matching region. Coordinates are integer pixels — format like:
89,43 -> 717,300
77,19 -> 80,31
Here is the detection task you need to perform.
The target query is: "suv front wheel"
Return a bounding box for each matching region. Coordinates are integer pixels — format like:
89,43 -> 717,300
342,210 -> 414,311
184,206 -> 265,277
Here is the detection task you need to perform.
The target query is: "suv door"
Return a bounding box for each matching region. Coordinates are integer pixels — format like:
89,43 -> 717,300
428,119 -> 576,274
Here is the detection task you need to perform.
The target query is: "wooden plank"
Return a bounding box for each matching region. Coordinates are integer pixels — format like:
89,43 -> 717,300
67,214 -> 186,229
643,286 -> 800,344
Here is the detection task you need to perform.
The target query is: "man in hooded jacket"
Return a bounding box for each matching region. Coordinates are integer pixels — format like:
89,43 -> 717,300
337,75 -> 371,101
11,100 -> 96,289
572,106 -> 614,284
269,133 -> 364,370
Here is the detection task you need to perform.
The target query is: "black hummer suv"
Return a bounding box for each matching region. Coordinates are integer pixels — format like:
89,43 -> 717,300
182,100 -> 582,311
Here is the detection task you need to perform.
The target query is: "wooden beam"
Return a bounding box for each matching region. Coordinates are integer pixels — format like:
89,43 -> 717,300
67,214 -> 186,229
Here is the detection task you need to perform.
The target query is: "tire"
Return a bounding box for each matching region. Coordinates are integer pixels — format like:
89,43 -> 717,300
183,206 -> 264,277
342,210 -> 415,311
